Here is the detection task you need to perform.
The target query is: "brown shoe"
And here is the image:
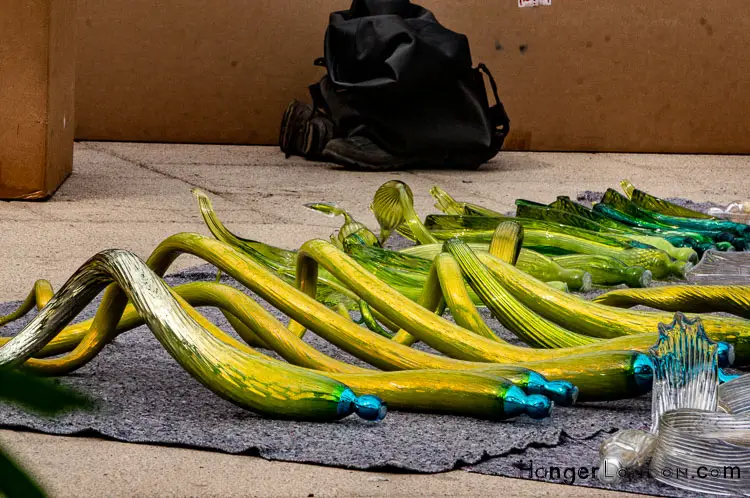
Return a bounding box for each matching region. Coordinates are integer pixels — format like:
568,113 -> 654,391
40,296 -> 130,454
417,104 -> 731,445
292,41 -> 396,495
279,100 -> 335,159
279,100 -> 313,158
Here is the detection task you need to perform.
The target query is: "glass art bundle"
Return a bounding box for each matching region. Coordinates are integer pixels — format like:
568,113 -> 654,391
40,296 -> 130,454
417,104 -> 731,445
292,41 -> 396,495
0,178 -> 747,495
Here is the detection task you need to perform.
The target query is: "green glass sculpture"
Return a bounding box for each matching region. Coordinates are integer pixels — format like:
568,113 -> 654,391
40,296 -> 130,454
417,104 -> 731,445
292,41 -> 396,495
593,283 -> 750,320
610,186 -> 749,236
516,199 -> 698,262
188,191 -> 666,401
552,254 -> 652,288
7,178 -> 750,428
0,249 -> 387,422
620,180 -> 715,220
401,243 -> 593,292
598,189 -> 747,249
416,215 -> 688,280
551,195 -> 717,255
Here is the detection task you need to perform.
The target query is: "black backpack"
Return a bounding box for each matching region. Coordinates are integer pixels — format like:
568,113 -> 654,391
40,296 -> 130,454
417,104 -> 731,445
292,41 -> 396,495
283,0 -> 510,170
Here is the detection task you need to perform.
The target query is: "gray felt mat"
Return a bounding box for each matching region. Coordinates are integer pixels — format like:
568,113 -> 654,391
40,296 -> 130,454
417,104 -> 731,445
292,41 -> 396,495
0,193 -> 740,497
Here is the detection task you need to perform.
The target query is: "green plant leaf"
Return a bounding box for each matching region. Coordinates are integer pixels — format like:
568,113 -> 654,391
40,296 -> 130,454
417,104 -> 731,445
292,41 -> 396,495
0,368 -> 92,415
0,446 -> 46,498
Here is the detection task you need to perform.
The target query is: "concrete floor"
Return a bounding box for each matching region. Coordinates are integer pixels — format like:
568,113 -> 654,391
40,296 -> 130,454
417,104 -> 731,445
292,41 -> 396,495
1,142 -> 748,496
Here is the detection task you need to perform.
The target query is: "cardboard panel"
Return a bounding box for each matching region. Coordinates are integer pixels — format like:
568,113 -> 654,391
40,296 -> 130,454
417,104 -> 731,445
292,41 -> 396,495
0,0 -> 75,200
46,0 -> 77,194
74,1 -> 750,152
443,0 -> 750,153
74,0 -> 339,145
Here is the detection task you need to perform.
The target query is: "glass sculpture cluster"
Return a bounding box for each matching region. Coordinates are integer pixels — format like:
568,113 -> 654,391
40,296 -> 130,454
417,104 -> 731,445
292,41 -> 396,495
0,179 -> 748,494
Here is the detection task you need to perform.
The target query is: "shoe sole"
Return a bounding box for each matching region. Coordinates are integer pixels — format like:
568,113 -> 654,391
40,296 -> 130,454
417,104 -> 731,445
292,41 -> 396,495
323,145 -> 491,171
321,148 -> 415,172
278,101 -> 298,154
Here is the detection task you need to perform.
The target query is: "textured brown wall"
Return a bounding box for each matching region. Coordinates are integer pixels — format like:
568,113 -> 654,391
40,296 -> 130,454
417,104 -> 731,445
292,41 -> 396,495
74,1 -> 750,152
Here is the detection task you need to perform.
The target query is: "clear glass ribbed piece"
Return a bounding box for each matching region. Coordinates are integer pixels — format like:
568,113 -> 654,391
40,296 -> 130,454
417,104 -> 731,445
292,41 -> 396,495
598,313 -> 721,485
687,250 -> 750,285
647,313 -> 719,432
648,342 -> 750,495
719,373 -> 750,414
650,407 -> 750,495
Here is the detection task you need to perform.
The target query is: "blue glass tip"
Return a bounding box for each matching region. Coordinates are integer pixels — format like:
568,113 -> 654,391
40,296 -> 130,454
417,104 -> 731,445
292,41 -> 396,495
503,385 -> 552,420
337,389 -> 387,421
525,372 -> 577,406
353,395 -> 387,422
632,353 -> 654,392
543,380 -> 579,407
525,394 -> 553,420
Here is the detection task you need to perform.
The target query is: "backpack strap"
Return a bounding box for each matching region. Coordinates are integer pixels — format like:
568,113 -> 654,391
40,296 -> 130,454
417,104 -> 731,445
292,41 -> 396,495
310,56 -> 333,116
308,80 -> 333,117
477,63 -> 510,143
